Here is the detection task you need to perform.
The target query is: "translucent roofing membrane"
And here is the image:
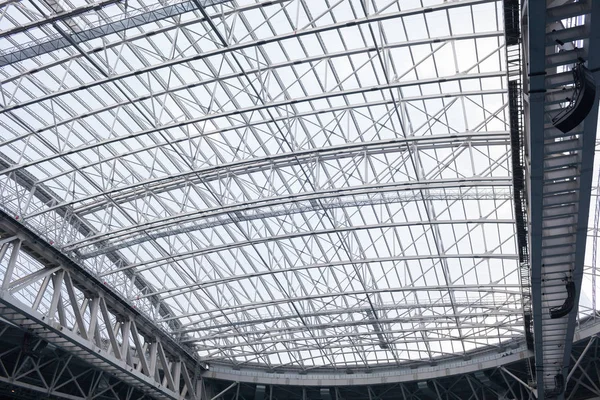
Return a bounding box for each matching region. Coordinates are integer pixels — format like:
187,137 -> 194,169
0,0 -> 593,371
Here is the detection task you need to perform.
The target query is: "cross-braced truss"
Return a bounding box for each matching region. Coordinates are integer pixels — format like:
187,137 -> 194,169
0,222 -> 200,399
0,0 -> 581,374
0,321 -> 153,400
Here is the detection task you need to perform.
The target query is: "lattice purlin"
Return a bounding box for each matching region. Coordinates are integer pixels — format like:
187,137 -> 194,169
0,234 -> 199,400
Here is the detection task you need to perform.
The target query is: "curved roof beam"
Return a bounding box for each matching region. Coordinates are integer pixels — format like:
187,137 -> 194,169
0,71 -> 505,177
186,324 -> 522,349
183,317 -> 522,343
0,0 -> 495,84
2,89 -> 504,153
18,105 -> 508,221
191,329 -> 521,351
102,235 -> 518,276
172,293 -> 521,337
201,334 -> 518,365
165,300 -> 522,330
196,334 -> 521,354
198,340 -> 520,367
0,31 -> 501,119
66,176 -> 511,251
133,254 -> 518,304
185,312 -> 522,334
82,217 -> 513,259
203,342 -> 505,367
94,216 -> 518,329
78,190 -> 513,258
156,284 -> 523,321
23,131 -> 508,218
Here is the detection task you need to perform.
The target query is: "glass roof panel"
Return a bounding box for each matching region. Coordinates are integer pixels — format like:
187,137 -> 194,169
3,0 -> 582,371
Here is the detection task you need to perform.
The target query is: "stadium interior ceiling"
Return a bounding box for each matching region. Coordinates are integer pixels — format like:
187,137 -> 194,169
0,0 -> 599,399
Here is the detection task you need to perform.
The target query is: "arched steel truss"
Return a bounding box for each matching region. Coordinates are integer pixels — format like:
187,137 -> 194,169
2,0 -> 595,377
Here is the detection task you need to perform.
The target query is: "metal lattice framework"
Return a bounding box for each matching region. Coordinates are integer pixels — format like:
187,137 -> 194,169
0,0 -> 595,382
523,0 -> 600,397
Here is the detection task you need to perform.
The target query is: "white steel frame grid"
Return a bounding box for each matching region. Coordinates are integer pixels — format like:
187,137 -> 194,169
0,0 -> 596,375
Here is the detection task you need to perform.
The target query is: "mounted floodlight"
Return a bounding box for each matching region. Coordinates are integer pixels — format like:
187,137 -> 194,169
549,281 -> 575,319
552,63 -> 597,133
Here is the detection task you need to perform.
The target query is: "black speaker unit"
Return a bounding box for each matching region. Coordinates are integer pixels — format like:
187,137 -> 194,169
549,281 -> 575,319
552,63 -> 597,133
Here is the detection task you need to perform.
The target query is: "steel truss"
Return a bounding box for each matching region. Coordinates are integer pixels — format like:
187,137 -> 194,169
19,130 -> 510,219
0,0 -> 497,74
0,0 -> 234,67
0,0 -> 120,40
0,156 -> 188,337
524,0 -> 600,397
0,321 -> 598,400
0,321 -> 150,400
0,0 -> 530,372
198,329 -> 600,399
0,215 -> 200,399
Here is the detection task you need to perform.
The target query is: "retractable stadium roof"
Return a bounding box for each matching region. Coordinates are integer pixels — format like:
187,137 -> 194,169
0,0 -> 597,374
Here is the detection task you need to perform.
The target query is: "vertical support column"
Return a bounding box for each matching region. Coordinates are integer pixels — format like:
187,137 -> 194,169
172,360 -> 181,392
87,297 -> 100,342
149,340 -> 158,380
48,270 -> 65,320
63,272 -> 88,340
1,239 -> 20,291
121,319 -> 131,365
99,296 -> 121,360
0,238 -> 13,264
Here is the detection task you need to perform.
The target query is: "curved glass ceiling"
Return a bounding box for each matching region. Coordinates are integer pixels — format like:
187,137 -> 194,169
0,0 -> 529,370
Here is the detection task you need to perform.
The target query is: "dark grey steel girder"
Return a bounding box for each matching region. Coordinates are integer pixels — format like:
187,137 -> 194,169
557,1 -> 600,397
525,0 -> 600,397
